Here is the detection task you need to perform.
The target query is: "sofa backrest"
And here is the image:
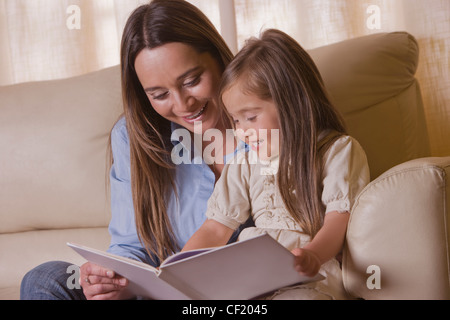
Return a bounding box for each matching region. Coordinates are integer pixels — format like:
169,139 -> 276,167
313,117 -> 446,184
309,31 -> 431,179
0,66 -> 122,234
0,32 -> 430,235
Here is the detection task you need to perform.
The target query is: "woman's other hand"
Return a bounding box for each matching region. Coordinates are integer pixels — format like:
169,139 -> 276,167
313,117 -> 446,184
79,262 -> 131,300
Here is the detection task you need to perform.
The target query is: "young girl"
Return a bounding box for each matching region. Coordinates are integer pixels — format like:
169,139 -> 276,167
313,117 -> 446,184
182,29 -> 370,300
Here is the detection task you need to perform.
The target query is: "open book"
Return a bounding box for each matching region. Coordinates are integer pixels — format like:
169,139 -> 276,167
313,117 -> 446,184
67,234 -> 324,300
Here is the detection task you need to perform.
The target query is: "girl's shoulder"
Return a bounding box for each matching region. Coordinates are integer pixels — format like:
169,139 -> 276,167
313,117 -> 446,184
321,133 -> 369,167
321,134 -> 371,212
319,129 -> 365,154
328,134 -> 365,153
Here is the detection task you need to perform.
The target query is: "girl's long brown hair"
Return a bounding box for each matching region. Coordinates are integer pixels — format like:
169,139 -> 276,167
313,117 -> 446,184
219,29 -> 347,239
114,0 -> 233,262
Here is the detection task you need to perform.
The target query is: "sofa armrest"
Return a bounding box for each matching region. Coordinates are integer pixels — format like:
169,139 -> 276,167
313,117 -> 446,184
342,157 -> 450,300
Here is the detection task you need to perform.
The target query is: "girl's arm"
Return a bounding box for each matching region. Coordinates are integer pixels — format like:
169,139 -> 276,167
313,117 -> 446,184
182,219 -> 235,252
292,211 -> 350,277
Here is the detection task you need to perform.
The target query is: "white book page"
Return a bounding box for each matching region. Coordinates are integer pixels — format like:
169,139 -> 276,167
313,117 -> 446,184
161,248 -> 212,266
158,234 -> 324,300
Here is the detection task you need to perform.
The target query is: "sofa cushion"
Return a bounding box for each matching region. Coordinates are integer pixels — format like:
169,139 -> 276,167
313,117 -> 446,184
309,32 -> 430,178
309,32 -> 419,114
0,66 -> 123,233
343,157 -> 450,299
0,227 -> 111,300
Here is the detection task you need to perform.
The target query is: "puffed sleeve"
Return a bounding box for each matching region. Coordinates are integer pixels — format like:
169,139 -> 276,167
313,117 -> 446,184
321,136 -> 370,214
206,154 -> 252,230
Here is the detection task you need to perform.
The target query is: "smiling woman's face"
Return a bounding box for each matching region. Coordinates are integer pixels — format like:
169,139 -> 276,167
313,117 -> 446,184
134,42 -> 224,133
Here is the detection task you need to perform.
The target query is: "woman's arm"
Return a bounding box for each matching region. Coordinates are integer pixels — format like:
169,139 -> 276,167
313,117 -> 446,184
292,211 -> 350,277
182,219 -> 235,252
108,118 -> 156,264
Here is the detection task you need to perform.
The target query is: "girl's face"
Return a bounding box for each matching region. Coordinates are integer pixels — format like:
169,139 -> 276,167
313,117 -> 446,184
134,42 -> 223,133
222,83 -> 280,161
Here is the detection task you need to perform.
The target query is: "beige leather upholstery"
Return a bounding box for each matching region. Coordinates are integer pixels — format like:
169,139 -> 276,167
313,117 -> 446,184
309,32 -> 430,179
344,157 -> 450,299
0,228 -> 110,299
0,66 -> 122,233
1,31 -> 448,299
0,66 -> 122,299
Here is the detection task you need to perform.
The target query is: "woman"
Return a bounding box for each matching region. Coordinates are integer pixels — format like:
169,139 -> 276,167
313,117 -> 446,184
20,0 -> 245,300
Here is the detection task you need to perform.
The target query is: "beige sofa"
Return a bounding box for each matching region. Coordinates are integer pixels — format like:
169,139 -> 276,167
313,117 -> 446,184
1,31 -> 448,300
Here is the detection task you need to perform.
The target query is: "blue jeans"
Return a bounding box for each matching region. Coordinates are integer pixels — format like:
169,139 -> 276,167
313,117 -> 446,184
20,261 -> 86,300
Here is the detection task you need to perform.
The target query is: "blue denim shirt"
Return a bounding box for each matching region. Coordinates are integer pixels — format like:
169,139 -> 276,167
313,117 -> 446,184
107,117 -> 247,265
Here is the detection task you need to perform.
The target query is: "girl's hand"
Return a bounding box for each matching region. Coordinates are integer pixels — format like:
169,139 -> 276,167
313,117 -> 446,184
79,262 -> 131,300
291,248 -> 321,277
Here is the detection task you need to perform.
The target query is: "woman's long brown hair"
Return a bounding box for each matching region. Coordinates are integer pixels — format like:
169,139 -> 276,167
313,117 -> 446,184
113,0 -> 233,263
219,29 -> 347,239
